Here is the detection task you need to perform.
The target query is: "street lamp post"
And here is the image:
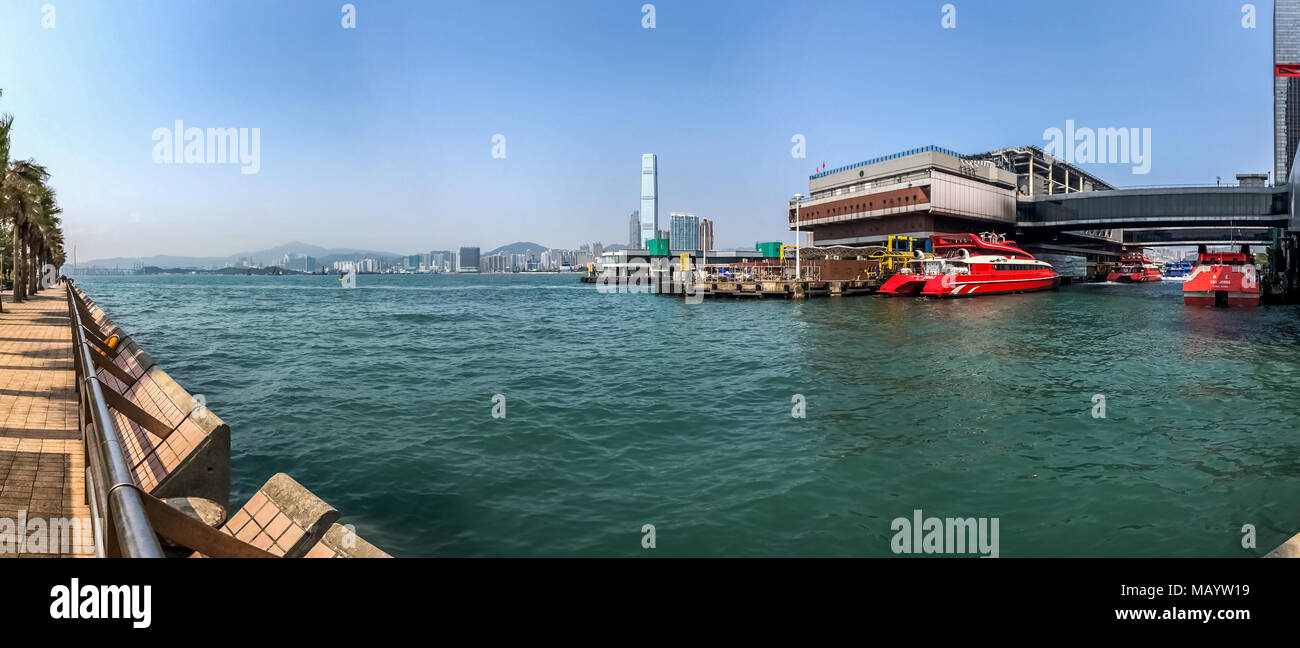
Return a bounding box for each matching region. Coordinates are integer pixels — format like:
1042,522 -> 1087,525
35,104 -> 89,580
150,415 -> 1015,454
792,193 -> 803,280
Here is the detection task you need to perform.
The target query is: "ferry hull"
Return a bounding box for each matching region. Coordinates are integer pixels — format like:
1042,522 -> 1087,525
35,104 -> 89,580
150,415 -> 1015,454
1183,292 -> 1260,307
880,274 -> 1060,297
878,276 -> 927,296
877,232 -> 1060,299
924,275 -> 1060,297
1182,257 -> 1259,308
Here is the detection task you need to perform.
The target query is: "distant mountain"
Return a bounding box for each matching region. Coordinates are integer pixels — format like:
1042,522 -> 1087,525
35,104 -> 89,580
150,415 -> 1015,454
80,241 -> 404,269
485,241 -> 550,257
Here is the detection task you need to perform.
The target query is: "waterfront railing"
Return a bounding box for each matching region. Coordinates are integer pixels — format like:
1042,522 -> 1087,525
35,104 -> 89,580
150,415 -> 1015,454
65,280 -> 165,558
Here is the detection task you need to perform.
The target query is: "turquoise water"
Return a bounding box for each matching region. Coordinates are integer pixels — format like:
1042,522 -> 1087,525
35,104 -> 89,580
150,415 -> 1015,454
73,274 -> 1300,557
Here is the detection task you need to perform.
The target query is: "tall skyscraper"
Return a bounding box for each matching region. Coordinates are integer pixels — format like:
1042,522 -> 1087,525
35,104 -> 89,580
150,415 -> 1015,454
698,218 -> 714,251
628,210 -> 640,249
670,212 -> 700,251
458,246 -> 480,273
1277,0 -> 1300,183
640,154 -> 658,246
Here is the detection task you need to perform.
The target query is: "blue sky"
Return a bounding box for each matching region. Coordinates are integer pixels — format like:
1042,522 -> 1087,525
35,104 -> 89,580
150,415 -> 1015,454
0,0 -> 1278,261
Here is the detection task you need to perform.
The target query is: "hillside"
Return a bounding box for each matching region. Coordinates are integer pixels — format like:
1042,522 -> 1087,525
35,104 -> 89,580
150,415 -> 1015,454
485,241 -> 550,257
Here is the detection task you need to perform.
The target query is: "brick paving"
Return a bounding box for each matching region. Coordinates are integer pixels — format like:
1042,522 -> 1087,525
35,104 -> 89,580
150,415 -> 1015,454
0,289 -> 94,557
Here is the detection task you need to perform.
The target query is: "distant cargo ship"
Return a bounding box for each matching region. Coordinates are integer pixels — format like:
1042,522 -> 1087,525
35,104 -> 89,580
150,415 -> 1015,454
878,232 -> 1060,297
1106,252 -> 1161,283
1183,245 -> 1260,307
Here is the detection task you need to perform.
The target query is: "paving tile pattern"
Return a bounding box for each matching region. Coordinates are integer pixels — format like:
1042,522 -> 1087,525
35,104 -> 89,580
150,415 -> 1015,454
0,290 -> 94,557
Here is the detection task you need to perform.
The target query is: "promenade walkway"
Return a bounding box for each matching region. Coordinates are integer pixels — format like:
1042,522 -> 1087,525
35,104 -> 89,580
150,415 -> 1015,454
0,289 -> 93,557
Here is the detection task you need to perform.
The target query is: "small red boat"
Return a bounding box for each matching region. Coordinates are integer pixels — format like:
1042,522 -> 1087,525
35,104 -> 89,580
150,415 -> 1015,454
1182,245 -> 1260,307
878,232 -> 1060,297
1106,251 -> 1162,283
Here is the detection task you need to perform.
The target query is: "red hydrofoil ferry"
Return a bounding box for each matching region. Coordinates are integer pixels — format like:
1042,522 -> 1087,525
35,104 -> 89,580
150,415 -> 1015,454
1183,245 -> 1260,307
878,232 -> 1060,297
1106,251 -> 1162,283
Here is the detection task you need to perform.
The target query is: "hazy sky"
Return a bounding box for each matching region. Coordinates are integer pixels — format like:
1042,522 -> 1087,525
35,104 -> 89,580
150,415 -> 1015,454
0,0 -> 1277,261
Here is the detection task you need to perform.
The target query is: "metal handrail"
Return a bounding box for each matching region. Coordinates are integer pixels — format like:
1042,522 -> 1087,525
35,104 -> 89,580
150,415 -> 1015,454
66,280 -> 164,558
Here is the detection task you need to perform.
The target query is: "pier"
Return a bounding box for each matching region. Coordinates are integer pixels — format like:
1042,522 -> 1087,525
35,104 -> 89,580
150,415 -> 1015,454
664,278 -> 879,299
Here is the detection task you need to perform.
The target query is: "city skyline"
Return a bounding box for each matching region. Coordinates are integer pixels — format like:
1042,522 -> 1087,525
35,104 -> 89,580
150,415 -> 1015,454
0,0 -> 1277,263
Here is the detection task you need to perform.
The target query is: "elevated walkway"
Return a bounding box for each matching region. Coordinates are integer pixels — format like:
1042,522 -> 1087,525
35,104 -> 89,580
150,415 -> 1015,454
1017,185 -> 1289,232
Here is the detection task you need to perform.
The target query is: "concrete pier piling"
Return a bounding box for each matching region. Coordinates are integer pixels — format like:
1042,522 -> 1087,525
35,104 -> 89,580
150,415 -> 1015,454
1,283 -> 391,558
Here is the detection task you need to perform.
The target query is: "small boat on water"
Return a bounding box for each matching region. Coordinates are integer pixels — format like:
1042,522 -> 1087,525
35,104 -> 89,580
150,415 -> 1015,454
878,232 -> 1060,297
1106,251 -> 1162,283
1183,245 -> 1260,307
1163,260 -> 1192,278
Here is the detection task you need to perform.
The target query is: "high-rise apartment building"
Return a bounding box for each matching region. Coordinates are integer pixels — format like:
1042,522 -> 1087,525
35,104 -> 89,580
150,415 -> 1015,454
458,247 -> 480,273
670,212 -> 700,251
698,218 -> 714,251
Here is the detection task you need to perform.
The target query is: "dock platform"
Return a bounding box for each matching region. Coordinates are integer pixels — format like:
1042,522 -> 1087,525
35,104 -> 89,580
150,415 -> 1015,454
0,290 -> 93,557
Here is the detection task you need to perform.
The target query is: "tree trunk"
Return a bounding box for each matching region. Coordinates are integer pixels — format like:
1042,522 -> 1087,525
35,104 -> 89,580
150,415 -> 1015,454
11,222 -> 24,302
20,224 -> 30,300
30,242 -> 40,295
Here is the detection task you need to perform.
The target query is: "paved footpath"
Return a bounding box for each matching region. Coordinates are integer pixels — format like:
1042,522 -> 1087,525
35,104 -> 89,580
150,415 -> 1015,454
0,289 -> 93,557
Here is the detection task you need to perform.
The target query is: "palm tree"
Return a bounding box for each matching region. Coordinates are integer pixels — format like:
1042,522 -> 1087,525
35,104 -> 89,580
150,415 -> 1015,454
2,159 -> 49,303
0,90 -> 10,311
30,186 -> 62,293
0,89 -> 64,308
